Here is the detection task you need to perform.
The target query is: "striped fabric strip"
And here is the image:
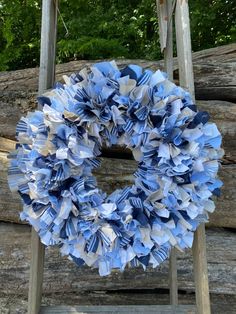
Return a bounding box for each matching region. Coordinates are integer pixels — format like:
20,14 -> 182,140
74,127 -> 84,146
16,120 -> 28,133
137,70 -> 152,86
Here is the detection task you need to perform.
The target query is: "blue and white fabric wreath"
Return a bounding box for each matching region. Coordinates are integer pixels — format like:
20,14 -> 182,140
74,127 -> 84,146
8,61 -> 223,276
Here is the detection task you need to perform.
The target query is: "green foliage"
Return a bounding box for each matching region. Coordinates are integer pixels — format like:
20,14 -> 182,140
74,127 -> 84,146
0,0 -> 41,70
57,38 -> 128,61
189,0 -> 236,51
56,0 -> 160,63
0,0 -> 235,71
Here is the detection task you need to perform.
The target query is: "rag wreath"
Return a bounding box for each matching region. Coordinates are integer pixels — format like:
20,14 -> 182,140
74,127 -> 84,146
8,61 -> 223,276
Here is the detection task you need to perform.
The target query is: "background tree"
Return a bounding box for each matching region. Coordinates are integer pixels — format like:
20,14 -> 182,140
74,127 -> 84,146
0,0 -> 235,71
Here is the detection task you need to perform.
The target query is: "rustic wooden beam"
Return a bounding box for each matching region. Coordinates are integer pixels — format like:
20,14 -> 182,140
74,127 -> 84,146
169,249 -> 178,305
38,0 -> 58,96
1,61 -> 235,101
39,305 -> 196,313
193,224 -> 212,314
157,0 -> 178,306
1,43 -> 235,92
28,1 -> 58,313
0,223 -> 235,296
175,1 -> 211,313
175,0 -> 194,97
1,291 -> 236,314
28,229 -> 45,314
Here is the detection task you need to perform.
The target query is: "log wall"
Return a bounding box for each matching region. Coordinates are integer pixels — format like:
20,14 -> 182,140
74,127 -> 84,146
0,44 -> 235,313
0,223 -> 235,313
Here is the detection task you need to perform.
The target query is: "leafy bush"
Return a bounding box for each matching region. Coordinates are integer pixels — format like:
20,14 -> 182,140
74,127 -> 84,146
0,0 -> 235,71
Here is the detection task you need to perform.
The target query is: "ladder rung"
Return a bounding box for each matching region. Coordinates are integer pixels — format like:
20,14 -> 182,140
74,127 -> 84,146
40,305 -> 196,314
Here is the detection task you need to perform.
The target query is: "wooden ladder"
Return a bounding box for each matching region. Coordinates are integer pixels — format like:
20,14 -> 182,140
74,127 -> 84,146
28,1 -> 211,313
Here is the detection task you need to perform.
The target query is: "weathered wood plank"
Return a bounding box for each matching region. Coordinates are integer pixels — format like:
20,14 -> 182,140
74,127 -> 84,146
193,224 -> 211,314
1,62 -> 235,103
1,293 -> 236,314
156,0 -> 168,53
0,61 -> 234,102
29,1 -> 58,312
38,0 -> 58,96
175,1 -> 211,311
0,223 -> 235,296
169,248 -> 178,305
0,149 -> 235,228
39,305 -> 196,314
193,62 -> 236,102
0,43 -> 235,92
28,228 -> 45,314
175,0 -> 195,97
0,137 -> 16,152
158,0 -> 178,305
0,45 -> 235,142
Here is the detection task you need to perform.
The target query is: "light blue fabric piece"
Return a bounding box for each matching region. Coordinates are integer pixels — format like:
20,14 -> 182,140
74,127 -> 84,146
8,61 -> 223,276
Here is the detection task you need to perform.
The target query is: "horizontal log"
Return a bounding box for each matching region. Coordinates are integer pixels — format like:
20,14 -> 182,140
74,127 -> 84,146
184,43 -> 236,64
0,289 -> 236,314
0,144 -> 235,228
1,292 -> 236,314
40,305 -> 197,314
0,99 -> 235,161
0,43 -> 235,92
0,44 -> 235,141
193,63 -> 236,102
0,223 -> 235,297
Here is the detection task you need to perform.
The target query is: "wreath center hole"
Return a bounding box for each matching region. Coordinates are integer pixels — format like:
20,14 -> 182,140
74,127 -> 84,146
94,147 -> 138,195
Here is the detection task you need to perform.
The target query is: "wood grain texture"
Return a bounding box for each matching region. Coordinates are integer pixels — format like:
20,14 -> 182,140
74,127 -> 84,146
175,1 -> 211,312
39,305 -> 196,314
29,1 -> 58,312
0,223 -> 235,296
0,44 -> 235,141
158,0 -> 179,305
193,62 -> 236,102
38,0 -> 58,95
0,61 -> 234,102
169,248 -> 178,305
28,228 -> 45,314
0,149 -> 235,228
1,292 -> 236,314
193,224 -> 211,314
0,38 -> 235,314
156,0 -> 168,53
0,44 -> 235,92
175,0 -> 195,97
